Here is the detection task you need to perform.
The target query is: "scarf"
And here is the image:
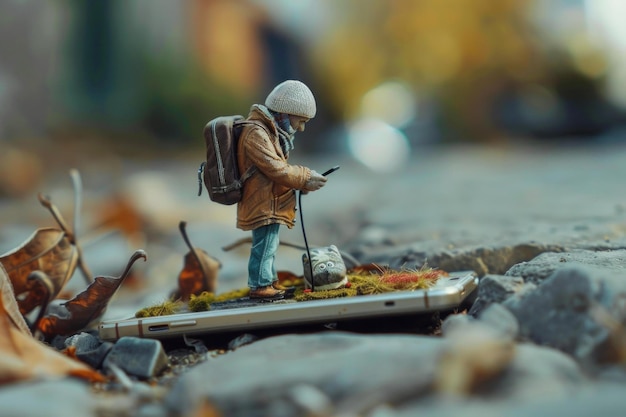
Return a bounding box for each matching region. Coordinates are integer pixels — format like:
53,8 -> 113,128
258,105 -> 295,157
271,111 -> 296,156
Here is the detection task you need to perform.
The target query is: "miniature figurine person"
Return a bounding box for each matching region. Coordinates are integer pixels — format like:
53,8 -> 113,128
237,80 -> 327,299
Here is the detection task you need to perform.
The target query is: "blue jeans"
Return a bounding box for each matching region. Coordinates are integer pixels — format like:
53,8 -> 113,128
248,223 -> 280,289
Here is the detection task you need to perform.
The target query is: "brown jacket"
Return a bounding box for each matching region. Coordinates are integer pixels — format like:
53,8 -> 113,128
236,105 -> 311,231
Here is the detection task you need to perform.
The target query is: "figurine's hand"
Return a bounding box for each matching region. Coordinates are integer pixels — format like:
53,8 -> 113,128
303,170 -> 327,192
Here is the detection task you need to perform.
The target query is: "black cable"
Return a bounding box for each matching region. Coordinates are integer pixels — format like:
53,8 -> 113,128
298,166 -> 339,293
298,190 -> 315,291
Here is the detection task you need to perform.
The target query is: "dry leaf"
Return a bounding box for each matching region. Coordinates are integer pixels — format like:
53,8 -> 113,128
0,267 -> 104,384
36,250 -> 147,339
0,170 -> 94,317
0,264 -> 31,335
0,227 -> 78,316
37,188 -> 93,284
90,192 -> 147,248
177,221 -> 220,301
276,270 -> 300,283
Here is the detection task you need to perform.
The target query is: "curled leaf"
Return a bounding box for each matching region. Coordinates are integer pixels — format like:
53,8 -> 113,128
0,227 -> 78,315
36,250 -> 147,339
0,264 -> 30,335
177,221 -> 221,301
26,270 -> 56,333
0,171 -> 93,316
38,190 -> 93,284
0,267 -> 104,384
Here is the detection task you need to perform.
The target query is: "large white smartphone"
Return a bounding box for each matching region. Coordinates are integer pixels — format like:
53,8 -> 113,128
99,271 -> 477,341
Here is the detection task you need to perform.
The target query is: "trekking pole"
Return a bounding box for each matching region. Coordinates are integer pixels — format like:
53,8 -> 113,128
298,190 -> 315,291
298,166 -> 340,292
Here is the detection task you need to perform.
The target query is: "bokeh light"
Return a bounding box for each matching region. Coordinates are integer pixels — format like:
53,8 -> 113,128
347,118 -> 410,173
359,81 -> 417,129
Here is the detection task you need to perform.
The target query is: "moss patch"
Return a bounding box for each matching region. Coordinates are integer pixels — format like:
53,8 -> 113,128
135,267 -> 446,316
294,266 -> 445,300
294,286 -> 358,301
135,300 -> 184,318
188,288 -> 250,312
351,266 -> 444,295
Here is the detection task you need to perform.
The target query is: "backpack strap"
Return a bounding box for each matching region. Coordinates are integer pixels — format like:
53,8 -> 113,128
235,120 -> 271,185
197,162 -> 206,196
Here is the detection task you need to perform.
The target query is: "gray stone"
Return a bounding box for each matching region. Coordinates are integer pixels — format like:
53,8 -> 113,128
391,381 -> 626,417
486,343 -> 585,400
166,332 -> 442,417
380,341 -> 585,417
441,307 -> 517,341
165,330 -> 590,417
440,312 -> 473,336
78,341 -> 114,369
136,403 -> 168,417
468,274 -> 525,316
103,336 -> 169,379
65,332 -> 100,351
504,264 -> 626,368
505,249 -> 626,285
0,379 -> 96,417
596,365 -> 626,383
227,333 -> 259,350
358,241 -> 565,278
477,302 -> 520,340
64,332 -> 113,369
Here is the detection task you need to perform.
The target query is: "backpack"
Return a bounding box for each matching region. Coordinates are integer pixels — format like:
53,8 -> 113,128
197,115 -> 266,205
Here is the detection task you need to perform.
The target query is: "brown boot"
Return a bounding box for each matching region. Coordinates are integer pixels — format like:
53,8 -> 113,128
272,280 -> 295,298
272,280 -> 290,291
249,286 -> 285,300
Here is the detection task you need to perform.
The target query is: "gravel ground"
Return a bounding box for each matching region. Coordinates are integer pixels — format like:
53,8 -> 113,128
3,141 -> 626,416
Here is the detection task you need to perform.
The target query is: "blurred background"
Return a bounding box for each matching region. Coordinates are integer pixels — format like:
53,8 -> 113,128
2,0 -> 626,307
2,0 -> 626,178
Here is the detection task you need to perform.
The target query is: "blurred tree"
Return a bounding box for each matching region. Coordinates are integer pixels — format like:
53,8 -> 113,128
310,0 -> 617,142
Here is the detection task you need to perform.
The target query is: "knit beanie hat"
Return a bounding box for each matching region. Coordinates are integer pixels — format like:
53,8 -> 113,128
265,80 -> 316,119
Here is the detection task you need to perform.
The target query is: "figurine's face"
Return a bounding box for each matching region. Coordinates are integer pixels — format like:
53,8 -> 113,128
288,115 -> 310,132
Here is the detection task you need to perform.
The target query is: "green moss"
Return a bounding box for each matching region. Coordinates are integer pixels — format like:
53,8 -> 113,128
294,286 -> 357,301
135,269 -> 444,315
187,288 -> 251,312
135,300 -> 183,318
188,291 -> 216,312
214,287 -> 250,302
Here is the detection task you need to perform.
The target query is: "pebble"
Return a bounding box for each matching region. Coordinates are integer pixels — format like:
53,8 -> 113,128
102,336 -> 169,379
467,274 -> 525,316
0,379 -> 97,417
504,263 -> 626,369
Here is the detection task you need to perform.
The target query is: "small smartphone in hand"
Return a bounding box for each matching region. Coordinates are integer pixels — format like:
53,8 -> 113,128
322,166 -> 340,176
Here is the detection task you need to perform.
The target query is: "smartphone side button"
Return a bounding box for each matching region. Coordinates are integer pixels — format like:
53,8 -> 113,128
169,320 -> 198,328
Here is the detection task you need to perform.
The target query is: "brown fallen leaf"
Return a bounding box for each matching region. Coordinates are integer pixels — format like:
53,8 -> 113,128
0,227 -> 78,316
0,263 -> 31,336
89,191 -> 148,249
36,250 -> 147,340
37,178 -> 93,284
0,170 -> 93,317
276,270 -> 301,283
177,221 -> 221,301
0,266 -> 104,385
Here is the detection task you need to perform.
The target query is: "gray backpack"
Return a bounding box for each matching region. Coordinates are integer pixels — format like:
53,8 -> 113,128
197,115 -> 266,205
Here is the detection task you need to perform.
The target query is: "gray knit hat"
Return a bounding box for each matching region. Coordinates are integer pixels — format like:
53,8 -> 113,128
265,80 -> 316,118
